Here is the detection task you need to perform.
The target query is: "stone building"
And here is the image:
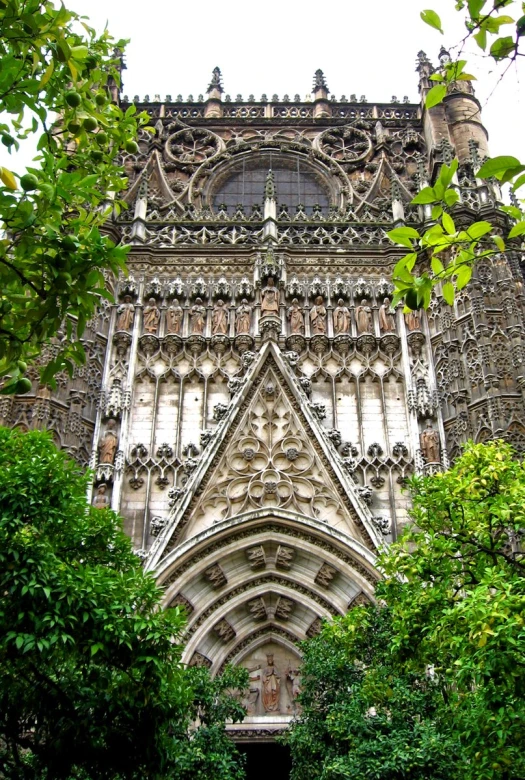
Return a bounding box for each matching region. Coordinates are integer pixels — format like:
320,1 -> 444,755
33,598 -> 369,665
2,53 -> 525,749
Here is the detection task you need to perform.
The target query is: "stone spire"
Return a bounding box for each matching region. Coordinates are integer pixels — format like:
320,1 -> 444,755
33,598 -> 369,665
263,169 -> 277,240
207,66 -> 223,95
312,69 -> 330,118
205,66 -> 223,118
264,168 -> 276,201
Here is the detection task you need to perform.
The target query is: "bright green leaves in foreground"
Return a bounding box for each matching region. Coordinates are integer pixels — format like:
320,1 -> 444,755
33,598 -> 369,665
0,427 -> 247,779
288,441 -> 525,780
388,156 -> 525,312
0,0 -> 151,392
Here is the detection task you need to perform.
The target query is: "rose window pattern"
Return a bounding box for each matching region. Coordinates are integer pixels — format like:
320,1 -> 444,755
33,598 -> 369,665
166,128 -> 221,167
317,126 -> 372,164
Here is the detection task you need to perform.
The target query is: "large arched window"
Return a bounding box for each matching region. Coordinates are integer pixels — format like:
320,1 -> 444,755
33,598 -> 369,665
211,157 -> 330,215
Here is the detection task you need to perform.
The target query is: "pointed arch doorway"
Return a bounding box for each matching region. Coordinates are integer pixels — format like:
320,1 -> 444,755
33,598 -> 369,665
239,741 -> 292,780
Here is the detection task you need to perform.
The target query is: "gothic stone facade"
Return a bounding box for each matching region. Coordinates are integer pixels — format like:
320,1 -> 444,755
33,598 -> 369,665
3,57 -> 525,738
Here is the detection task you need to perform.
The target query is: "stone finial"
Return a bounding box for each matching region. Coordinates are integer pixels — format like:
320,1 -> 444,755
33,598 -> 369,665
207,66 -> 223,94
313,68 -> 329,93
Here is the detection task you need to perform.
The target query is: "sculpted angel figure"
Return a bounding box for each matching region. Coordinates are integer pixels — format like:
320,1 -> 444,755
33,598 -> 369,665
355,299 -> 372,333
190,298 -> 206,335
287,298 -> 304,334
310,295 -> 327,335
212,299 -> 228,335
116,295 -> 134,331
143,298 -> 160,334
166,299 -> 183,334
235,299 -> 252,334
378,297 -> 396,332
333,298 -> 351,335
261,277 -> 279,318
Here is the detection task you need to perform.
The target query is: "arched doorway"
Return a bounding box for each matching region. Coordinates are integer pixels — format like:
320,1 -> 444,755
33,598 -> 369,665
239,741 -> 292,780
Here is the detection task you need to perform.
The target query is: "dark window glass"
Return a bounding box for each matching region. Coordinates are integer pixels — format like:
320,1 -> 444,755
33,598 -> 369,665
212,160 -> 329,215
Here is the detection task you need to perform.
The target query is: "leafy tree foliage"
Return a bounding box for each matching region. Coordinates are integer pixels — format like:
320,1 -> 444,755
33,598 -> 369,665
381,441 -> 525,780
0,427 -> 247,780
288,441 -> 525,780
0,1 -> 149,393
390,1 -> 525,312
285,608 -> 461,780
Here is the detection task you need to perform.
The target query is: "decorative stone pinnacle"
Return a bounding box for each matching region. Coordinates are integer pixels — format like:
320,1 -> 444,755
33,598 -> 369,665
312,69 -> 329,93
265,169 -> 276,200
207,66 -> 223,94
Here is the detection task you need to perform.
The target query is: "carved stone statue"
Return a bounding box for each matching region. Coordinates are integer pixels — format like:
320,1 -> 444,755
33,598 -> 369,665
190,298 -> 206,335
405,309 -> 421,331
166,299 -> 183,334
420,421 -> 440,463
99,420 -> 118,465
235,299 -> 252,334
334,299 -> 351,335
286,666 -> 301,711
287,298 -> 304,334
379,297 -> 396,332
116,295 -> 134,331
310,296 -> 327,335
261,277 -> 279,318
355,299 -> 372,333
261,653 -> 281,712
212,299 -> 228,335
93,484 -> 110,509
143,298 -> 160,334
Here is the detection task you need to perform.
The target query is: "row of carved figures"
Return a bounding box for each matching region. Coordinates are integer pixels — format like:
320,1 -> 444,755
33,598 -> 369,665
116,279 -> 422,337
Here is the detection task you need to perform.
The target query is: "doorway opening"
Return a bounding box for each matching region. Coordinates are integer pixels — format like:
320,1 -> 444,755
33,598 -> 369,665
239,741 -> 292,780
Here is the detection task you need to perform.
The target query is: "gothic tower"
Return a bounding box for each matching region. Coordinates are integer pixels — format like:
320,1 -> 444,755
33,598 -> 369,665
3,56 -> 524,741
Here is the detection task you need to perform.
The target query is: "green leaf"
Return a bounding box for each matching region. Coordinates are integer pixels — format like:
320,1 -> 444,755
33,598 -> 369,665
489,36 -> 515,60
493,235 -> 505,251
0,166 -> 18,190
442,212 -> 456,235
387,227 -> 420,248
420,9 -> 443,32
431,257 -> 444,276
468,0 -> 486,20
411,187 -> 437,205
442,282 -> 455,305
425,84 -> 447,109
477,156 -> 522,179
456,265 -> 472,290
444,188 -> 459,207
473,28 -> 487,49
508,221 -> 525,239
512,173 -> 525,191
467,221 -> 492,239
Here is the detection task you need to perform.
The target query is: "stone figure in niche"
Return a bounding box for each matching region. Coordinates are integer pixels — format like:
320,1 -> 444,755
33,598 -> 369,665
261,277 -> 279,318
190,297 -> 206,335
310,295 -> 327,335
287,298 -> 304,334
333,299 -> 351,335
405,309 -> 421,331
235,299 -> 252,334
285,666 -> 301,711
420,420 -> 440,463
99,419 -> 118,465
379,297 -> 396,332
93,484 -> 110,509
261,653 -> 281,712
241,669 -> 261,716
212,299 -> 228,335
355,299 -> 372,333
116,295 -> 134,331
166,299 -> 183,334
143,298 -> 160,334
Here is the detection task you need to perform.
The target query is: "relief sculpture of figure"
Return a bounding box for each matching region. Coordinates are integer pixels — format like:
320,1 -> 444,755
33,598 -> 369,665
261,653 -> 281,713
212,299 -> 228,335
333,298 -> 351,335
166,299 -> 183,334
143,298 -> 160,334
287,298 -> 304,334
99,419 -> 118,465
420,420 -> 440,463
190,297 -> 206,335
93,484 -> 110,509
404,309 -> 421,332
310,295 -> 327,335
235,299 -> 252,334
285,666 -> 301,712
378,297 -> 396,333
261,277 -> 279,318
116,295 -> 134,331
355,299 -> 372,333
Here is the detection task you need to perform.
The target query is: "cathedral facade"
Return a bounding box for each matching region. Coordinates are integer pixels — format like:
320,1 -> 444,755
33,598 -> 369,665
3,54 -> 525,739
